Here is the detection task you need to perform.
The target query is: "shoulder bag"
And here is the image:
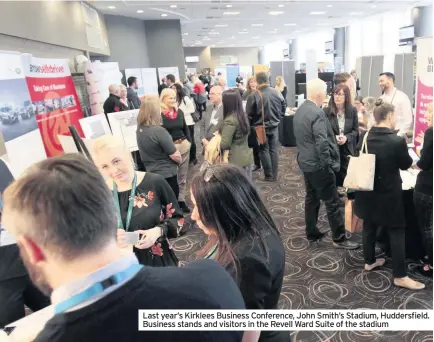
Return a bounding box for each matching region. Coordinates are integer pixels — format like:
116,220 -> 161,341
254,90 -> 267,145
343,131 -> 376,191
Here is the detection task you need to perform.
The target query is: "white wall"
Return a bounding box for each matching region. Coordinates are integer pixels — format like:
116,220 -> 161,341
262,40 -> 288,65
295,29 -> 334,69
345,8 -> 413,72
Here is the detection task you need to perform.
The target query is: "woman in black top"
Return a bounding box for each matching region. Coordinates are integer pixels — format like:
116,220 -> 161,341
160,88 -> 191,213
355,99 -> 424,290
92,135 -> 182,267
324,84 -> 359,186
136,96 -> 182,199
414,104 -> 433,277
190,164 -> 288,342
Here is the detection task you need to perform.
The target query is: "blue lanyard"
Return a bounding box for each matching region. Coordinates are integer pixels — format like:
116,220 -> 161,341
112,173 -> 137,231
54,264 -> 143,314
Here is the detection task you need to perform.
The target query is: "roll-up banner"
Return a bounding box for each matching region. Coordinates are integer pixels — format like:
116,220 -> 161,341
21,54 -> 84,157
413,37 -> 433,150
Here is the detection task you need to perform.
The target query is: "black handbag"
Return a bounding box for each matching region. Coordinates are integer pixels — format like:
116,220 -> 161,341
248,126 -> 259,148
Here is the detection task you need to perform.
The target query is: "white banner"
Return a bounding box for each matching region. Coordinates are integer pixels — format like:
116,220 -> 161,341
141,68 -> 158,95
305,49 -> 318,82
139,310 -> 433,331
79,114 -> 111,139
125,68 -> 145,97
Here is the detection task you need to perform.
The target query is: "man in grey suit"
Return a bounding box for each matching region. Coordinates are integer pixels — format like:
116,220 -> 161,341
126,77 -> 141,109
200,86 -> 223,146
293,78 -> 359,250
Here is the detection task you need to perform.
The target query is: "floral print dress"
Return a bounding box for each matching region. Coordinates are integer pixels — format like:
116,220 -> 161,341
117,172 -> 183,267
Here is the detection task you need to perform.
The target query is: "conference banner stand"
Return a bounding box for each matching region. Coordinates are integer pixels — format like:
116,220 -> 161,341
394,53 -> 415,103
358,55 -> 384,98
270,61 -> 296,107
158,67 -> 180,84
413,37 -> 433,149
125,68 -> 158,97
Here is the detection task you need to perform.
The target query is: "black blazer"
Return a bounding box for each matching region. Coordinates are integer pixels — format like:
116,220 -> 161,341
324,106 -> 359,156
354,127 -> 413,227
234,230 -> 289,342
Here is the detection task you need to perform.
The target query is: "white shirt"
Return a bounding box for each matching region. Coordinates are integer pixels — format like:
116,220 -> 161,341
210,103 -> 222,126
178,96 -> 196,126
381,87 -> 413,136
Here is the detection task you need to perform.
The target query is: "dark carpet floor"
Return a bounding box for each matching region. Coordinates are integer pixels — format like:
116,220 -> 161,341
172,144 -> 433,342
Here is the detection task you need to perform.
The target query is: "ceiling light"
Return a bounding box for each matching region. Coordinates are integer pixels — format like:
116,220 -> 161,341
267,31 -> 278,34
203,37 -> 210,40
310,11 -> 326,15
269,11 -> 284,15
137,10 -> 144,13
284,23 -> 296,26
215,24 -> 228,27
241,28 -> 248,31
183,33 -> 188,36
161,13 -> 168,17
223,11 -> 240,15
326,5 -> 333,8
278,4 -> 285,8
239,31 -> 248,34
108,6 -> 116,9
225,4 -> 233,8
230,36 -> 236,39
211,44 -> 216,47
252,36 -> 260,39
170,5 -> 177,8
371,5 -> 377,8
349,11 -> 364,15
252,23 -> 264,27
209,31 -> 220,35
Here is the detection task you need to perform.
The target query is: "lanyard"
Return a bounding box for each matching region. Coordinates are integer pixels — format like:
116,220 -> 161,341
204,244 -> 218,259
113,173 -> 137,232
54,264 -> 143,314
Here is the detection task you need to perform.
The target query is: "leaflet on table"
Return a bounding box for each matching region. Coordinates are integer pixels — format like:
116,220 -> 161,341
79,114 -> 112,139
0,51 -> 47,176
413,37 -> 433,149
108,109 -> 139,152
21,54 -> 85,157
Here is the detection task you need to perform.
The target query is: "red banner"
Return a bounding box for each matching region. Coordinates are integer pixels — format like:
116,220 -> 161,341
22,56 -> 84,157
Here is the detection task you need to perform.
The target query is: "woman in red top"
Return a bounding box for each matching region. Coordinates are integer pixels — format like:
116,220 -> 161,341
192,76 -> 207,120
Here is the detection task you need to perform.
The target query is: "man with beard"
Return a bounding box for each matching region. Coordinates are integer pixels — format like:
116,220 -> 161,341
1,154 -> 245,342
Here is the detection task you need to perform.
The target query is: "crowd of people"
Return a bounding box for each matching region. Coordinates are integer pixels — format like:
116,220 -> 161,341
0,67 -> 431,341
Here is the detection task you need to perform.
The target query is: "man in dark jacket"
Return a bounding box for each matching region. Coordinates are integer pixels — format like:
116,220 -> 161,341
246,72 -> 286,181
126,76 -> 141,109
293,78 -> 359,249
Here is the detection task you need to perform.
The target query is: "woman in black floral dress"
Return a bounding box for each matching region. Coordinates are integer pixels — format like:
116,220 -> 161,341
92,135 -> 183,266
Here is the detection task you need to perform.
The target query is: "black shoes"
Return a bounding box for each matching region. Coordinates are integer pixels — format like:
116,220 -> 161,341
178,201 -> 191,214
252,165 -> 261,172
333,240 -> 360,250
264,176 -> 277,182
307,231 -> 328,242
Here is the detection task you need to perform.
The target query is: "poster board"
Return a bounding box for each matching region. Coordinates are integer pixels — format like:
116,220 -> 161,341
58,134 -> 93,154
413,37 -> 433,149
141,68 -> 158,95
158,67 -> 180,84
79,114 -> 112,139
186,67 -> 197,75
125,68 -> 145,97
108,109 -> 139,152
239,65 -> 253,80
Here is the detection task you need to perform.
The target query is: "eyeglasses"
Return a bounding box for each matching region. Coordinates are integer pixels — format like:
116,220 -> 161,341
334,93 -> 345,97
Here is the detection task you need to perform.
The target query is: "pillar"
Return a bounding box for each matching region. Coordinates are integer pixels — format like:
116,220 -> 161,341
412,5 -> 433,38
334,27 -> 346,71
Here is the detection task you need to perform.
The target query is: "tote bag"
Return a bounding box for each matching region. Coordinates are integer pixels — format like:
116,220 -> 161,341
343,131 -> 376,191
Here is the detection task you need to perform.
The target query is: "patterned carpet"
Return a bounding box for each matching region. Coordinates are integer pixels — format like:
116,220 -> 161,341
172,143 -> 433,342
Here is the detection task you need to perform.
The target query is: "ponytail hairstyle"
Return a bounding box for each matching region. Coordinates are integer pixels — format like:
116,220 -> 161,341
373,98 -> 395,124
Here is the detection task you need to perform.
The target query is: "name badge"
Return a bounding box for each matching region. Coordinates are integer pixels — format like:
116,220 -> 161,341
211,119 -> 218,126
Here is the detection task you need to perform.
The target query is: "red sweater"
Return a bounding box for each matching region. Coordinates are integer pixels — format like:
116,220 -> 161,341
194,83 -> 205,94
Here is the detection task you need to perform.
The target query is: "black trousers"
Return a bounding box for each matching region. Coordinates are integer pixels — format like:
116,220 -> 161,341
259,127 -> 279,179
188,125 -> 197,163
165,175 -> 179,200
414,191 -> 433,267
303,167 -> 346,242
0,275 -> 50,328
196,102 -> 206,120
253,145 -> 261,168
363,221 -> 407,278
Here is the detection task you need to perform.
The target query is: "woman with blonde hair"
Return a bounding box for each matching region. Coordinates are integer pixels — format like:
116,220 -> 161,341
242,76 -> 257,100
275,76 -> 287,106
136,95 -> 182,198
160,88 -> 192,213
92,135 -> 182,267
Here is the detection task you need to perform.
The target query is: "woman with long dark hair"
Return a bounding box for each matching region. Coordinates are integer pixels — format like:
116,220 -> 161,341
190,164 -> 288,342
172,83 -> 198,165
220,89 -> 253,179
324,83 -> 359,186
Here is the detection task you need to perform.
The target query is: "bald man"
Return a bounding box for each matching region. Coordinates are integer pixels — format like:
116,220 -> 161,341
103,84 -> 123,115
294,78 -> 359,250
